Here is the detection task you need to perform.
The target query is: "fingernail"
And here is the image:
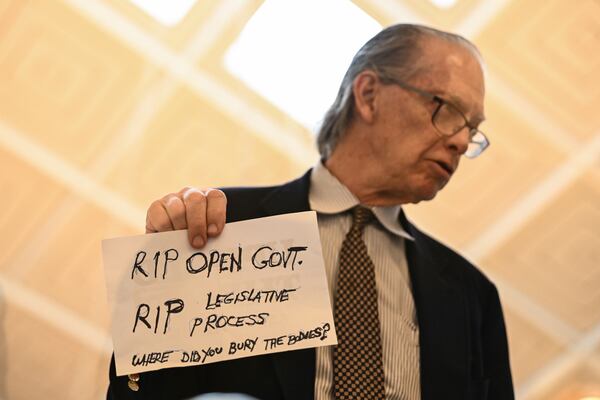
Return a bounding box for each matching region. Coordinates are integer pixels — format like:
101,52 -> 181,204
192,236 -> 204,248
207,224 -> 218,235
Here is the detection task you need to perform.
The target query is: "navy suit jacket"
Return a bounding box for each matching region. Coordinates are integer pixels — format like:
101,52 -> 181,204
108,170 -> 514,400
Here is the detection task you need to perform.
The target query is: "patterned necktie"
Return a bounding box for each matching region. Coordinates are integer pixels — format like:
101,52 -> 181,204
333,206 -> 385,400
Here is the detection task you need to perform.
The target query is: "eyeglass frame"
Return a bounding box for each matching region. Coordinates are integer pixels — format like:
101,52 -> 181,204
376,74 -> 490,158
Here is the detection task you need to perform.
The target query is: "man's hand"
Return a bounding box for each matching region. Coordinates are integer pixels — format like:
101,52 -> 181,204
146,187 -> 227,248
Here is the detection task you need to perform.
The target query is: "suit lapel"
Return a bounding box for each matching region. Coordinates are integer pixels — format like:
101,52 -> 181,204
400,211 -> 469,399
260,170 -> 316,400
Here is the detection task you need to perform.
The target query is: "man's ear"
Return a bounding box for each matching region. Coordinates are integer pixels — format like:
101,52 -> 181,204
352,70 -> 380,124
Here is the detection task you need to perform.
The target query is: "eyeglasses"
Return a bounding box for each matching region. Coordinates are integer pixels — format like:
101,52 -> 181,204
380,77 -> 489,159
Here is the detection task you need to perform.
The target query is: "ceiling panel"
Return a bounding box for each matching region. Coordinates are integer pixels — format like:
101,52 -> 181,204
101,0 -> 260,52
0,302 -> 109,400
0,0 -> 148,167
483,171 -> 600,331
543,365 -> 600,400
477,0 -> 600,140
103,85 -> 307,207
503,307 -> 564,385
0,148 -> 67,272
19,200 -> 135,329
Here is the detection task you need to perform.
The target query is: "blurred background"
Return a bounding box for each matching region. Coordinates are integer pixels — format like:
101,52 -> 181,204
0,0 -> 599,399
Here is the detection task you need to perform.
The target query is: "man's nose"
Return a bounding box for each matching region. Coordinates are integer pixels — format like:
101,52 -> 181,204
443,126 -> 470,155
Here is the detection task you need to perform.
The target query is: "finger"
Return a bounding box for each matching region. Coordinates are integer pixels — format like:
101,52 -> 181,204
183,188 -> 207,248
146,200 -> 173,233
161,195 -> 187,230
205,189 -> 227,237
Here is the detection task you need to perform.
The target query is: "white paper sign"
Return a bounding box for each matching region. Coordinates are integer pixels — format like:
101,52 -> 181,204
102,211 -> 336,376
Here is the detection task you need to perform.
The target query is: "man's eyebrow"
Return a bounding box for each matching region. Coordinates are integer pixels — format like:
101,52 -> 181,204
445,93 -> 486,125
446,94 -> 470,114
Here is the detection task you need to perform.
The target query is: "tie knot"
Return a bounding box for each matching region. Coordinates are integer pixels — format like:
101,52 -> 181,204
351,206 -> 374,231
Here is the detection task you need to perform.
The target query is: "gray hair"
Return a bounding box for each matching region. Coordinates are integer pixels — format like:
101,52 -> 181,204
316,24 -> 482,159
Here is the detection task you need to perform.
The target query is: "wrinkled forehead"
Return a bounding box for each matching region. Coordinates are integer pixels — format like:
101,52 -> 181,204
417,37 -> 484,85
421,38 -> 485,89
416,37 -> 486,115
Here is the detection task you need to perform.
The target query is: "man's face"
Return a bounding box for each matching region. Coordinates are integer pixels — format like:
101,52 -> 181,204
365,37 -> 485,204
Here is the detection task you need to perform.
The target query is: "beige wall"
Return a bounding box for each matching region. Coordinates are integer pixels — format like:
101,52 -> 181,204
0,0 -> 599,399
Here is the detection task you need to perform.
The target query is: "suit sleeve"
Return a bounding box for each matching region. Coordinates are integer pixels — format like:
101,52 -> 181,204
482,284 -> 515,400
107,354 -> 127,400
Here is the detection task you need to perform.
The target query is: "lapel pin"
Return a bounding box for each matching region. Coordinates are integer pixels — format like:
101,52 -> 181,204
127,374 -> 140,392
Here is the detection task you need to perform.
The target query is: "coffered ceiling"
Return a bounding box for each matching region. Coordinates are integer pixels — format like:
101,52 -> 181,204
0,1 -> 598,399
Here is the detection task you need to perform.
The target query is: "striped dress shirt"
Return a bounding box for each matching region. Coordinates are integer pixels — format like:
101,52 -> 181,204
309,162 -> 421,400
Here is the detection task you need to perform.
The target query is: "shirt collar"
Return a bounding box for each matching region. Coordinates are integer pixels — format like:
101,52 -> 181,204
308,161 -> 414,241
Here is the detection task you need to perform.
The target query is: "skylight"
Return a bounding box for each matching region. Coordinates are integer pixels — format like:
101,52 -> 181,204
224,0 -> 382,132
429,0 -> 458,9
128,0 -> 196,26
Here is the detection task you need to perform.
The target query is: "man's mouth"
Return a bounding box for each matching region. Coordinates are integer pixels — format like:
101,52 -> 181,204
432,160 -> 454,176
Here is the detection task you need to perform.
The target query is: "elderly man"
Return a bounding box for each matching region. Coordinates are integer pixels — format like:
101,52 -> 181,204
108,24 -> 514,399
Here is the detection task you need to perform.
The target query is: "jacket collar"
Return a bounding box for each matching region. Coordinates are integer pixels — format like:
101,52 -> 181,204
259,169 -> 312,217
